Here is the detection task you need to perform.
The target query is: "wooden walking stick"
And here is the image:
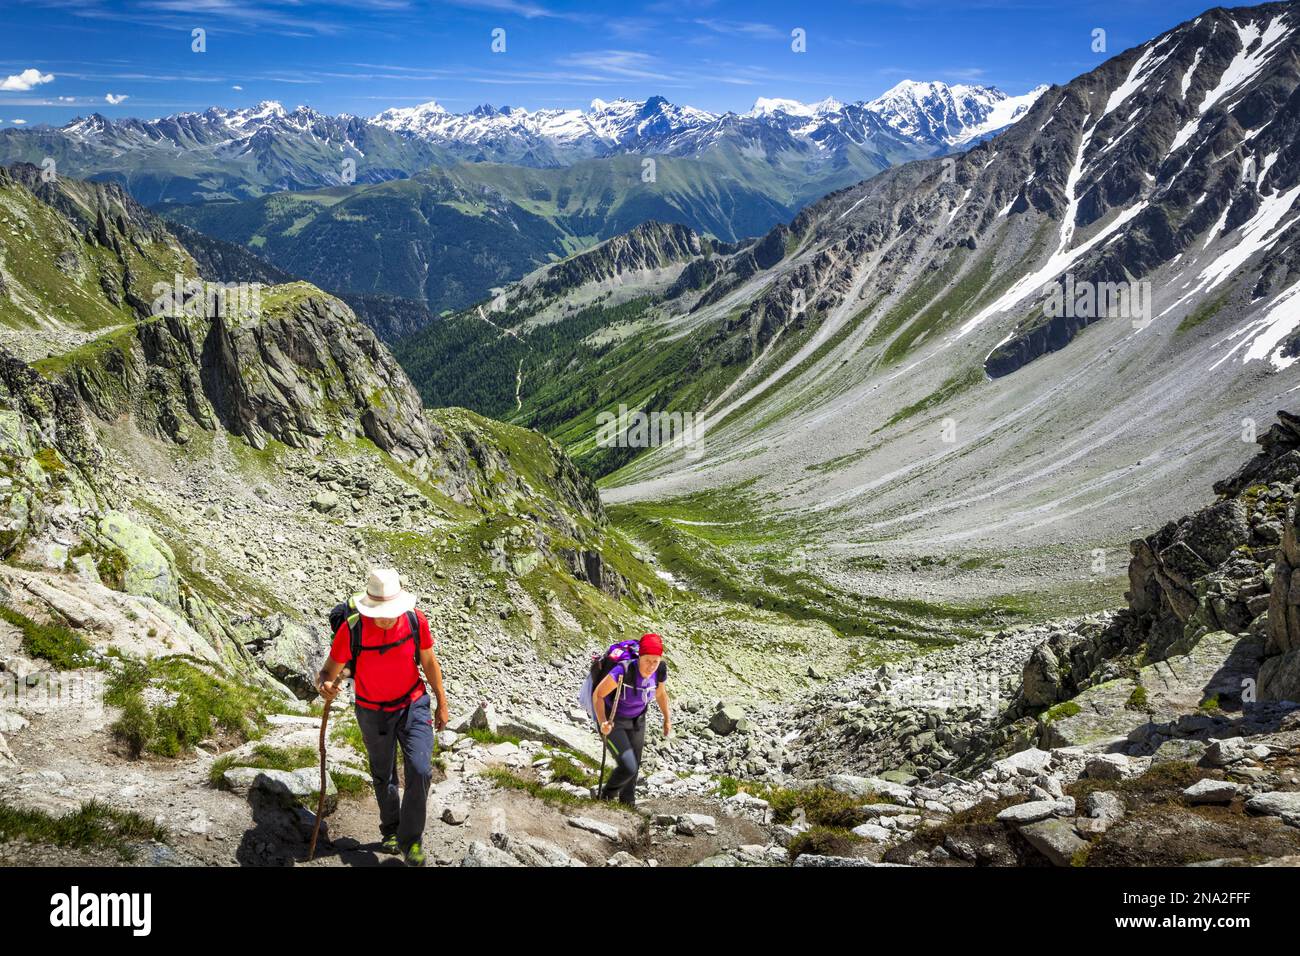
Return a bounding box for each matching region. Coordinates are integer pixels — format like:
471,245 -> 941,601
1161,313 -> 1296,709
595,676 -> 626,798
308,666 -> 348,861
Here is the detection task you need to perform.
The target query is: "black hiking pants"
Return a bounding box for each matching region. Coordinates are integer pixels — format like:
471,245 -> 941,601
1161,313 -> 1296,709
355,692 -> 434,850
600,714 -> 645,806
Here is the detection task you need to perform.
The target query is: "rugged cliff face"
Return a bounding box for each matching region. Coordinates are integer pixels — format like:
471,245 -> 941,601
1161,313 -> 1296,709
997,407 -> 1300,753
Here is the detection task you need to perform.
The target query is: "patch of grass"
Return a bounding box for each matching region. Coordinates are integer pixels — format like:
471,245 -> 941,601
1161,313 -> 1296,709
1067,760 -> 1206,801
0,604 -> 95,669
1176,292 -> 1229,334
112,695 -> 156,758
209,744 -> 318,788
330,718 -> 367,755
733,783 -> 889,827
1126,685 -> 1149,711
1044,700 -> 1081,722
96,548 -> 129,592
1199,694 -> 1220,712
788,826 -> 862,861
482,766 -> 639,816
0,799 -> 169,861
465,727 -> 522,746
331,771 -> 370,799
893,792 -> 1029,853
715,776 -> 741,798
548,753 -> 598,788
106,657 -> 272,759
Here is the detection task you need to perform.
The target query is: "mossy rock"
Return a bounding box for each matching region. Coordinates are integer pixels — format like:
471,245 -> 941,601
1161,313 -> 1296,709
96,510 -> 179,607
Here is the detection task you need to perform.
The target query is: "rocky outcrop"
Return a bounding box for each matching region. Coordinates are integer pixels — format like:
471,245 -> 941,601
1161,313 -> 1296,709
559,547 -> 631,601
532,221 -> 704,300
0,347 -> 102,559
1126,496 -> 1255,659
1000,409 -> 1300,754
1039,630 -> 1264,751
1263,494 -> 1300,701
200,285 -> 437,461
1244,412 -> 1300,701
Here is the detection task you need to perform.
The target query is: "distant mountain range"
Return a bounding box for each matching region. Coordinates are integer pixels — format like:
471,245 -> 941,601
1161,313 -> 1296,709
0,81 -> 1047,207
128,82 -> 1041,315
371,82 -> 1047,163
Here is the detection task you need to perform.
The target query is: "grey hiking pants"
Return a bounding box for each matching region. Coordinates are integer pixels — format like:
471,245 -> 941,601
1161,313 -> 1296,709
600,714 -> 645,806
355,692 -> 434,850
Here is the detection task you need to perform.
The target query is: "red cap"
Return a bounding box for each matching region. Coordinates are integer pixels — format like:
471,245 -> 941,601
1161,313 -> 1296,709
639,633 -> 663,656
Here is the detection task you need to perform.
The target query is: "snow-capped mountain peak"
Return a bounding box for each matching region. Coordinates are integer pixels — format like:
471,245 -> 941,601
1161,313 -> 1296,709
224,100 -> 288,131
52,83 -> 1047,164
370,100 -> 451,137
867,79 -> 1048,147
745,96 -> 844,119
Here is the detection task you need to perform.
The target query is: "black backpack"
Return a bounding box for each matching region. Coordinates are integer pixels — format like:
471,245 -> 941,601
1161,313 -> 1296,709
329,598 -> 424,708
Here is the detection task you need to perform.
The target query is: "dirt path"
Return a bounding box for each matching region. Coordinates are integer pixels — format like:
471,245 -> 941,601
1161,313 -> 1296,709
0,687 -> 773,867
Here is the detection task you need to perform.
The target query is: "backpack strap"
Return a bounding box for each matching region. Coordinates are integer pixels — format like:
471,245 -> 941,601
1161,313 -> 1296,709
613,656 -> 640,694
348,609 -> 422,670
347,612 -> 363,672
407,609 -> 422,667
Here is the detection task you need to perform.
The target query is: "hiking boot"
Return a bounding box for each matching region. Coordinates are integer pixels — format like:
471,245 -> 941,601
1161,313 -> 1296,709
380,835 -> 401,856
404,841 -> 426,867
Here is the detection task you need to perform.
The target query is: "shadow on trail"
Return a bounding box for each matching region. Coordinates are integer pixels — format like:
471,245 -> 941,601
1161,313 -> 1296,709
232,778 -> 404,867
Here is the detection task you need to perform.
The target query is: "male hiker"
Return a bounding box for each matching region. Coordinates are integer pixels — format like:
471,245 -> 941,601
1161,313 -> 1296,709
592,633 -> 671,807
316,568 -> 450,867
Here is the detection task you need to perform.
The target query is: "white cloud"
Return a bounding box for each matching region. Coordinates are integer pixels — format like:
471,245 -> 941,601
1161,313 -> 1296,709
1,69 -> 54,92
105,93 -> 129,105
10,119 -> 27,125
693,19 -> 784,40
232,85 -> 243,91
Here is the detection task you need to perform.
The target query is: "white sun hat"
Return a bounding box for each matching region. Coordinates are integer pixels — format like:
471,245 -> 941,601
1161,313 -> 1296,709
354,568 -> 417,618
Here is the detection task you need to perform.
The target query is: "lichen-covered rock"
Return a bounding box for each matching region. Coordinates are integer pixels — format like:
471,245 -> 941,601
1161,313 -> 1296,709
1040,631 -> 1261,751
96,509 -> 179,608
231,614 -> 320,699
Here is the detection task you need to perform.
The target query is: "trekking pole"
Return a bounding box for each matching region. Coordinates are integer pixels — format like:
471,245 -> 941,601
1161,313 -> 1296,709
596,678 -> 626,798
308,667 -> 348,862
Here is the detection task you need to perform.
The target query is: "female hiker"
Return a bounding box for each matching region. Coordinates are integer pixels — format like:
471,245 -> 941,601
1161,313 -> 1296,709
592,632 -> 671,807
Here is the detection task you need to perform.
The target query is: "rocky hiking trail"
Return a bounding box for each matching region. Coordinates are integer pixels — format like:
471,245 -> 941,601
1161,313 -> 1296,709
0,678 -> 775,868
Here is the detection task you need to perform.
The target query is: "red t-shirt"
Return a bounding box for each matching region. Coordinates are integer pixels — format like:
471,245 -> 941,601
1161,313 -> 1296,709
330,610 -> 434,711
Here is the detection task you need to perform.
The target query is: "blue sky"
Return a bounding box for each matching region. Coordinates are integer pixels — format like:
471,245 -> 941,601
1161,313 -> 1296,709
0,0 -> 1229,125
